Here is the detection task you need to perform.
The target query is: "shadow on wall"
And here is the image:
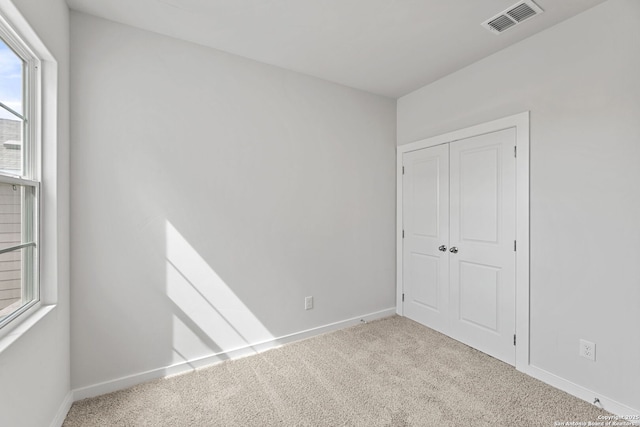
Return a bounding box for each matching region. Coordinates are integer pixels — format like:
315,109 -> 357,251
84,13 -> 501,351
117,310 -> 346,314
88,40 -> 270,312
165,221 -> 274,368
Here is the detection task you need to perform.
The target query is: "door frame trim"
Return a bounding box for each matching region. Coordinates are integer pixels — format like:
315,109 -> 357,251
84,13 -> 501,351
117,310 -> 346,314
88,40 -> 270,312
396,111 -> 530,371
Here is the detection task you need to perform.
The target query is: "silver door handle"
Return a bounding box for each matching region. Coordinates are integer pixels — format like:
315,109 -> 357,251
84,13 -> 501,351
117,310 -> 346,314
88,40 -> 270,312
449,247 -> 458,254
438,245 -> 447,252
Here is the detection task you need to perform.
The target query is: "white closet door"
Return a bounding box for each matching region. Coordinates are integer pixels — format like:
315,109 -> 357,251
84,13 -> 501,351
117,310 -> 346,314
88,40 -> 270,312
402,144 -> 450,333
448,128 -> 517,365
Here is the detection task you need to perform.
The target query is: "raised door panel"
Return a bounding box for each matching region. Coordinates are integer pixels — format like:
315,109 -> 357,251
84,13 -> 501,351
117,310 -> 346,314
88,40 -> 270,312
458,261 -> 500,332
459,147 -> 500,244
409,253 -> 439,310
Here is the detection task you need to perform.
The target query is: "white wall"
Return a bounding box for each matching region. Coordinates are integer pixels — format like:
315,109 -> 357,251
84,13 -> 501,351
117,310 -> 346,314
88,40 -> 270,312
70,12 -> 396,391
0,0 -> 70,426
398,0 -> 640,412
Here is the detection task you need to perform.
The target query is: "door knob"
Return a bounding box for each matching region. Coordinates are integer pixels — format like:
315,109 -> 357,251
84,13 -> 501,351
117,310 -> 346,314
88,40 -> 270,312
438,245 -> 447,252
449,247 -> 458,254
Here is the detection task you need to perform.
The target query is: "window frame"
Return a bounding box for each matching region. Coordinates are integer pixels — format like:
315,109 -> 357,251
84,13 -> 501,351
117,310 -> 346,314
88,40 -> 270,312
0,13 -> 41,332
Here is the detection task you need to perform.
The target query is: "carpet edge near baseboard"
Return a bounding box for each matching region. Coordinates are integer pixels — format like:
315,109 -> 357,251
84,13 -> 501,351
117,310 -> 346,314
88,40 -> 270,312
70,307 -> 396,402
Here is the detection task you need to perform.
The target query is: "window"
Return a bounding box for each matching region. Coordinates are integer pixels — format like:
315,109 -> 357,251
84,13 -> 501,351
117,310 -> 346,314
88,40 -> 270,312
0,19 -> 39,329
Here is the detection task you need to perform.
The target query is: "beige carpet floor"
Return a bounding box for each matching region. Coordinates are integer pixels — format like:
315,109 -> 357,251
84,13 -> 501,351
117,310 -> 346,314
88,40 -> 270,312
64,316 -> 609,426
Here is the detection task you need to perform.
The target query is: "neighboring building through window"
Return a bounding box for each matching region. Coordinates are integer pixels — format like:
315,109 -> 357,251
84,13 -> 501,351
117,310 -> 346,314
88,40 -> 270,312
0,20 -> 40,329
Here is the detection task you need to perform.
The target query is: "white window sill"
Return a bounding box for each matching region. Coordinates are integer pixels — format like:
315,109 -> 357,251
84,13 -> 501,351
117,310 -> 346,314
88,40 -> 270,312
0,304 -> 56,354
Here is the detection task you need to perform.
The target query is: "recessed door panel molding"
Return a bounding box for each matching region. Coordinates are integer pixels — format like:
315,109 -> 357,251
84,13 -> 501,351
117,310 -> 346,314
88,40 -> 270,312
458,145 -> 501,244
411,158 -> 440,238
397,112 -> 529,370
409,253 -> 439,310
458,261 -> 501,333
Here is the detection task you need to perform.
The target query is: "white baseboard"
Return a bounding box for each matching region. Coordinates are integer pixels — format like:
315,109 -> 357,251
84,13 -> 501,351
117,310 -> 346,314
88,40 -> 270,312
72,307 -> 396,401
523,364 -> 639,424
50,391 -> 74,427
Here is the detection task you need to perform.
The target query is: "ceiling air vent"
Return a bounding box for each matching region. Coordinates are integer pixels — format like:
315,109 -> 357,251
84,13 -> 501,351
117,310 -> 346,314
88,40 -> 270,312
482,0 -> 544,34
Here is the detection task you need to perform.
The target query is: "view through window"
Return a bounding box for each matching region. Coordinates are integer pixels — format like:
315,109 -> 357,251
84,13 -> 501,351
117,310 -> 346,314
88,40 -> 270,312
0,28 -> 39,328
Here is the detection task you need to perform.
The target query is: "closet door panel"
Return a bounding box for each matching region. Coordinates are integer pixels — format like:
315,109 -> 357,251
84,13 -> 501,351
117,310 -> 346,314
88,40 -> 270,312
449,128 -> 517,365
402,145 -> 449,333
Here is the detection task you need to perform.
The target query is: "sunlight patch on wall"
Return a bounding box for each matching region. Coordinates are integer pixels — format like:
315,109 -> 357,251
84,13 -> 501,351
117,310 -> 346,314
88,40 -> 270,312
166,221 -> 273,359
170,313 -> 216,364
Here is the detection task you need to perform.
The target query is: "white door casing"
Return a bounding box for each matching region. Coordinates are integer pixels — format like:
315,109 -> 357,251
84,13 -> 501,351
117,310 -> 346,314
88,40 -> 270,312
396,112 -> 529,370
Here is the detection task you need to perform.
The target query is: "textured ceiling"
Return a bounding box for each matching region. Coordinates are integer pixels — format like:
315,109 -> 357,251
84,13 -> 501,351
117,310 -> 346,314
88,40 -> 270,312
66,0 -> 607,98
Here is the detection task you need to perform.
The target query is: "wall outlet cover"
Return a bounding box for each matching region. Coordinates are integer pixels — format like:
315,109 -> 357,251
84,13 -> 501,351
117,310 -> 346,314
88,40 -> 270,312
579,339 -> 596,361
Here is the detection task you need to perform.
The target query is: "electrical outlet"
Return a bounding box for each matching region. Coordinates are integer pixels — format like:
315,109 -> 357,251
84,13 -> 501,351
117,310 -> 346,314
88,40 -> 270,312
305,296 -> 313,310
579,339 -> 596,361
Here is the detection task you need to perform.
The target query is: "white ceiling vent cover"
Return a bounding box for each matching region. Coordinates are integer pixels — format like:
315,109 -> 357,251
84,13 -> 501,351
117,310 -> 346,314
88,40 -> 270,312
482,0 -> 544,34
